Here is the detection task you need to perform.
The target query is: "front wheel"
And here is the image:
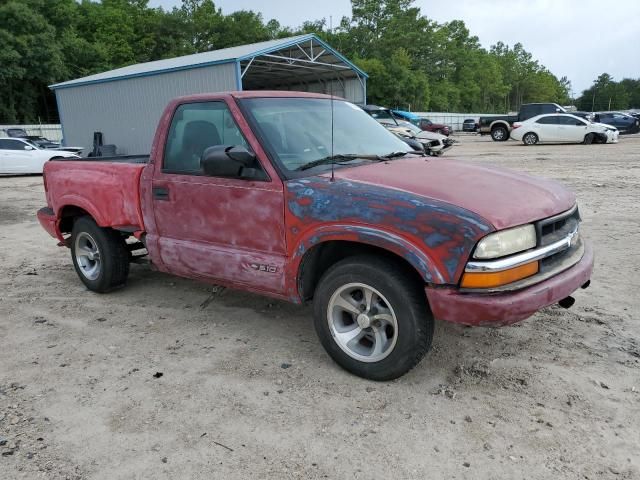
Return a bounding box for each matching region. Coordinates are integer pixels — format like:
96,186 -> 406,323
71,216 -> 130,293
583,133 -> 595,145
313,255 -> 433,381
522,132 -> 539,145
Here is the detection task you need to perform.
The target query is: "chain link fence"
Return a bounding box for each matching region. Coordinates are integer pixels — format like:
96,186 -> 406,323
413,112 -> 502,133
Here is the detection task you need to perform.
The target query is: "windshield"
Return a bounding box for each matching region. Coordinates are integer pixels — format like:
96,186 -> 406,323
240,98 -> 411,173
396,121 -> 422,135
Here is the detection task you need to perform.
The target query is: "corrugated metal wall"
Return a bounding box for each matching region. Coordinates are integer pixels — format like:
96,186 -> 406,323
55,62 -> 238,155
343,78 -> 365,105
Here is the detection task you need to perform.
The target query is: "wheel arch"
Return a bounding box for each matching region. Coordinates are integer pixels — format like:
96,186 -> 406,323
291,226 -> 445,302
490,120 -> 511,131
57,201 -> 104,235
522,131 -> 539,144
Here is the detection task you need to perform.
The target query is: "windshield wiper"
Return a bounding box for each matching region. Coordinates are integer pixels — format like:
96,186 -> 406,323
296,154 -> 384,171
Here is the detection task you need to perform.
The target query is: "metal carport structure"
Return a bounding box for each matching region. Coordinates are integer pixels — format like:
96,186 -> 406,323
50,34 -> 367,155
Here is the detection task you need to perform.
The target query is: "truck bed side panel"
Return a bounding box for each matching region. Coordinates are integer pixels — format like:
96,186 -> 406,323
45,161 -> 145,230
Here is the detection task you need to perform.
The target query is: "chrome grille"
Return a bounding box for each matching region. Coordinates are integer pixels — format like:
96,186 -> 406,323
537,205 -> 580,247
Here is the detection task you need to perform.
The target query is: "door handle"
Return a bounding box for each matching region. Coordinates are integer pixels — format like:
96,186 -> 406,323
152,187 -> 169,200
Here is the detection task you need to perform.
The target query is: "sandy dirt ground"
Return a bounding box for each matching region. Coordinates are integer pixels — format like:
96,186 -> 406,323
1,134 -> 639,479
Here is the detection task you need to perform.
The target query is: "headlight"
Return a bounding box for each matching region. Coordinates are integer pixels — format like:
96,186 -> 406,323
473,224 -> 536,259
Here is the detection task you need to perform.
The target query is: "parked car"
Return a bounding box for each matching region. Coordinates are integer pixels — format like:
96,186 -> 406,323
0,137 -> 79,174
388,120 -> 455,156
389,110 -> 451,136
2,128 -> 83,153
462,118 -> 478,132
3,127 -> 30,138
510,113 -> 619,145
360,106 -> 422,151
391,110 -> 421,126
592,112 -> 640,134
416,118 -> 450,136
362,106 -> 452,156
37,91 -> 593,381
479,103 -> 566,141
23,136 -> 61,149
569,111 -> 594,122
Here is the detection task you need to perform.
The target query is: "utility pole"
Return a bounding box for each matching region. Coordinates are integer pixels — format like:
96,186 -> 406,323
591,79 -> 598,112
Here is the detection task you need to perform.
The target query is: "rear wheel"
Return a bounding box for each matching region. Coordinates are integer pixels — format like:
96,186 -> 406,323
583,133 -> 595,145
71,216 -> 129,292
522,132 -> 539,145
491,125 -> 509,141
313,255 -> 433,381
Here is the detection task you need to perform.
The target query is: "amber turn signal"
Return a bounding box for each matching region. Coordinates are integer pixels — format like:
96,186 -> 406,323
461,261 -> 539,289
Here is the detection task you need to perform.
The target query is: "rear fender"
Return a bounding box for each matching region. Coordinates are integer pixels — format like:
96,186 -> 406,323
56,195 -> 108,228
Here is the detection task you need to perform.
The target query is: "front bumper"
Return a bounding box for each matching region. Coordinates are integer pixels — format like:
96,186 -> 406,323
37,207 -> 61,241
425,241 -> 594,327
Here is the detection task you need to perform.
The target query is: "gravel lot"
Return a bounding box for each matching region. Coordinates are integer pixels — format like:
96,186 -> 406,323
1,134 -> 639,479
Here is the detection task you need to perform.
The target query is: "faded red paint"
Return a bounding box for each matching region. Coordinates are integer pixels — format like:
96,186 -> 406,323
38,91 -> 593,326
426,243 -> 594,326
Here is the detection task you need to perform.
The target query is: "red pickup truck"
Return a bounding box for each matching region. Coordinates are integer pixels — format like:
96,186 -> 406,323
37,91 -> 593,380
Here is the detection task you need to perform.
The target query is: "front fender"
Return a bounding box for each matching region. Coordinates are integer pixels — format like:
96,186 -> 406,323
290,223 -> 447,284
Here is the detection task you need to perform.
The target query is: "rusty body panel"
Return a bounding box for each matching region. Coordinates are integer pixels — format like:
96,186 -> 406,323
284,175 -> 494,287
45,161 -> 145,237
38,90 -> 592,326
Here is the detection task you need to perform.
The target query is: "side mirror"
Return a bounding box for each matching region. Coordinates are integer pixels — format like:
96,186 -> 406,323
24,145 -> 34,150
201,145 -> 257,178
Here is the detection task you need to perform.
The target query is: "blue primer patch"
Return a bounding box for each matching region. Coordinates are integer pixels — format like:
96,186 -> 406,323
286,177 -> 494,283
425,232 -> 449,248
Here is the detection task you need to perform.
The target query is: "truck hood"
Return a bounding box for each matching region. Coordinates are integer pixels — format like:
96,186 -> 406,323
327,157 -> 575,230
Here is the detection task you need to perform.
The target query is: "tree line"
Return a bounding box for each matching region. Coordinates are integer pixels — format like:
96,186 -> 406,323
1,0 -> 638,124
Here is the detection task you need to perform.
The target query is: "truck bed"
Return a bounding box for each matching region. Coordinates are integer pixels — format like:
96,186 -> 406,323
44,158 -> 147,231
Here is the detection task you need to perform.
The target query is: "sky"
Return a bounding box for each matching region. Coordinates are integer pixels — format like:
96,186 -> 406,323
148,0 -> 640,96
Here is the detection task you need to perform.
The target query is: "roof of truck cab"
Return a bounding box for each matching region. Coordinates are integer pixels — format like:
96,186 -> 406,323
170,91 -> 340,103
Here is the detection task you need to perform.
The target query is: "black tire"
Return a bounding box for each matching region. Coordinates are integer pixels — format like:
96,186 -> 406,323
522,132 -> 539,146
313,255 -> 434,381
583,133 -> 595,145
70,216 -> 129,293
491,125 -> 509,141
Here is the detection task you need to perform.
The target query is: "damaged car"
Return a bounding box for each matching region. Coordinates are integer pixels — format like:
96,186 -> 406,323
362,105 -> 454,156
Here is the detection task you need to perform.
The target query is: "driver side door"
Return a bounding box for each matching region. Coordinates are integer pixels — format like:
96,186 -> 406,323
150,100 -> 288,297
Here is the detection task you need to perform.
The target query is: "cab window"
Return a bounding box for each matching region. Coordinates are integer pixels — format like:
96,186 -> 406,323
163,101 -> 251,175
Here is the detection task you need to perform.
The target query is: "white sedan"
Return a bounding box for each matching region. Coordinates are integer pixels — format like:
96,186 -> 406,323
0,137 -> 79,174
510,113 -> 619,145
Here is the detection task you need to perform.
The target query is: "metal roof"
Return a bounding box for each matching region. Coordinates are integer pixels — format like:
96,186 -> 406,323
50,34 -> 366,90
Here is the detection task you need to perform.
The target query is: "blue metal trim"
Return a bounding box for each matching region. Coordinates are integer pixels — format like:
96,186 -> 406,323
50,59 -> 238,90
311,36 -> 369,79
235,61 -> 242,90
237,34 -> 369,79
54,93 -> 67,146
